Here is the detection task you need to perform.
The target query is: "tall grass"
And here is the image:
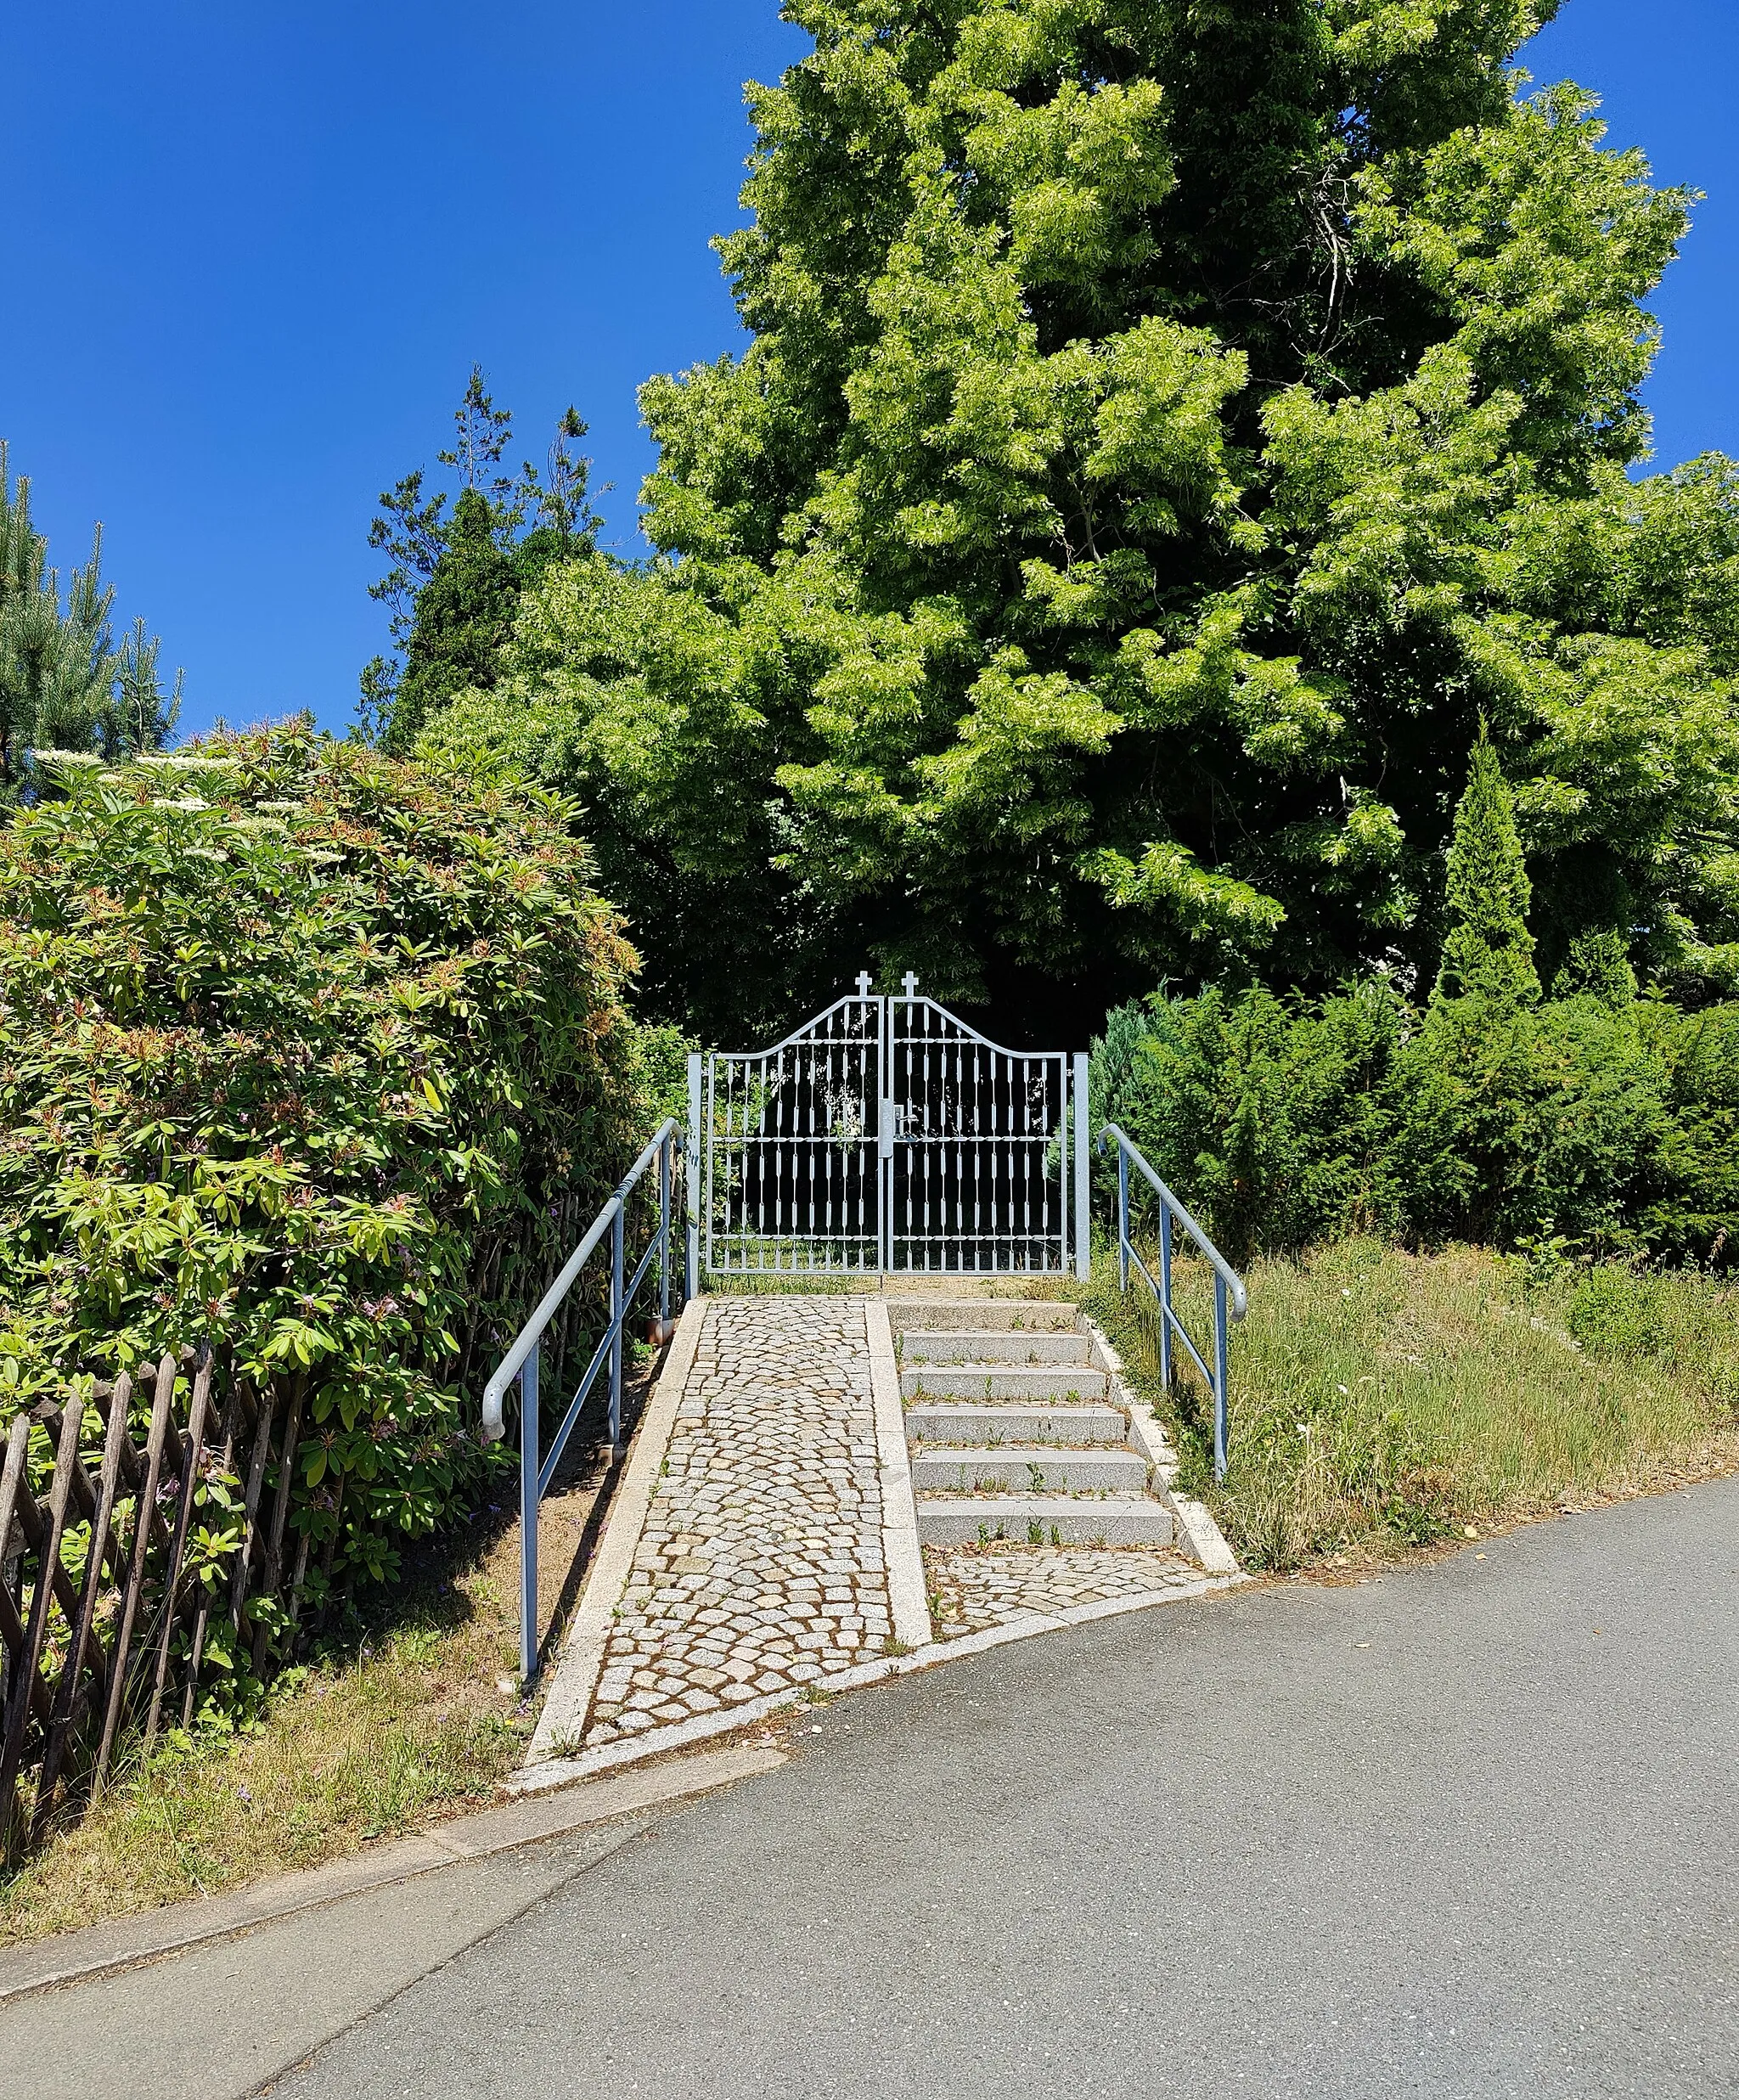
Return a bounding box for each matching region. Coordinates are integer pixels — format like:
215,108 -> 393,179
1087,1239 -> 1738,1570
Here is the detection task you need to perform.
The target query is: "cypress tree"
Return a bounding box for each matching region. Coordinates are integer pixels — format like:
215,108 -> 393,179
1434,727 -> 1539,1006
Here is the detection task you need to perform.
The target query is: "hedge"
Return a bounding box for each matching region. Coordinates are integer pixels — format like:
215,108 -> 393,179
1093,979 -> 1738,1270
0,729 -> 648,1662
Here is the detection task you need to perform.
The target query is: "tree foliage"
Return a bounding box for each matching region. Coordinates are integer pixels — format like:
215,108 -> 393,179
0,445 -> 181,797
444,1 -> 1739,1035
361,372 -> 600,752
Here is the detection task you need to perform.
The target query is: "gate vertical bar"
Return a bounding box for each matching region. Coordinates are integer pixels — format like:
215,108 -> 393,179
878,987 -> 892,1275
1072,1050 -> 1090,1281
686,1052 -> 702,1295
518,1343 -> 539,1682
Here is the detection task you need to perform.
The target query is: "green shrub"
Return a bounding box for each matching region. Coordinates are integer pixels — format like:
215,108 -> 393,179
0,729 -> 644,1637
1566,1269 -> 1666,1360
1638,1000 -> 1739,1266
1090,979 -> 1410,1265
1096,982 -> 1736,1269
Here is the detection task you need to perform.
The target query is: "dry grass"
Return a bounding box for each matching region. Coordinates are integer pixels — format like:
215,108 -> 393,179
0,1433 -> 622,1948
1088,1238 -> 1739,1571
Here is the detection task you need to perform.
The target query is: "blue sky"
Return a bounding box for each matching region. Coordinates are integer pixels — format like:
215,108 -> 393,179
2,0 -> 1733,739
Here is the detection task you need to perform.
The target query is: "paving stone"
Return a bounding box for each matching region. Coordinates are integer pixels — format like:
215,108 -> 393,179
922,1542 -> 1201,1639
577,1297 -> 897,1746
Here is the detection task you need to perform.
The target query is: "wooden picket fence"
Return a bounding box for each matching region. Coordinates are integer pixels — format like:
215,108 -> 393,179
0,1347 -> 315,1858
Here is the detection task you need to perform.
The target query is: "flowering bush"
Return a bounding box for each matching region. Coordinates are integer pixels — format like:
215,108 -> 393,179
0,728 -> 644,1616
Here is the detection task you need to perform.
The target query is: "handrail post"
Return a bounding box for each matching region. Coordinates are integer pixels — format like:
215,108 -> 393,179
658,1129 -> 673,1328
1094,1123 -> 1245,1486
518,1343 -> 539,1683
609,1201 -> 625,1455
1158,1202 -> 1174,1389
1072,1051 -> 1090,1281
686,1052 -> 702,1300
1117,1146 -> 1129,1294
1213,1273 -> 1230,1481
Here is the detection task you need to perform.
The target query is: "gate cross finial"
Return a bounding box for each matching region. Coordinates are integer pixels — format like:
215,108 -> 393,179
902,970 -> 920,999
855,970 -> 873,997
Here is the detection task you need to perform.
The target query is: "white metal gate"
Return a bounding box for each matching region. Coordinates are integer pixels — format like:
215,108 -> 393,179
688,972 -> 1089,1279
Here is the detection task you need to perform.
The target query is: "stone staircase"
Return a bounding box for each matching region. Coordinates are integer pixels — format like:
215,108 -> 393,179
891,1299 -> 1178,1547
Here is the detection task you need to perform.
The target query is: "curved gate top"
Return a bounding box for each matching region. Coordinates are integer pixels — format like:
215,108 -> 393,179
687,972 -> 1089,1280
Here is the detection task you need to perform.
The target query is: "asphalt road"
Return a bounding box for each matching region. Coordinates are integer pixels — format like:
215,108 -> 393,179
262,1476 -> 1738,2100
17,1480 -> 1737,2100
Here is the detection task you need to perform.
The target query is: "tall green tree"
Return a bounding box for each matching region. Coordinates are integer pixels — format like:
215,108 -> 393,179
461,0 -> 1739,1035
0,444 -> 180,797
1434,724 -> 1539,1005
362,372 -> 600,752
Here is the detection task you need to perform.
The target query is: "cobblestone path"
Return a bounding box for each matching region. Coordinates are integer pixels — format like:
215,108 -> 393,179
925,1543 -> 1202,1639
583,1298 -> 892,1746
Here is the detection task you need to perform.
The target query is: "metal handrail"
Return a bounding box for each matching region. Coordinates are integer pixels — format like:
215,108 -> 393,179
481,1118 -> 687,1681
1096,1123 -> 1247,1481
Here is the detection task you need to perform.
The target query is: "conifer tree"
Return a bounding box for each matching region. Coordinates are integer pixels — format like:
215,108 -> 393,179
99,616 -> 184,760
1434,726 -> 1539,1006
0,444 -> 179,797
385,489 -> 525,752
363,372 -> 600,750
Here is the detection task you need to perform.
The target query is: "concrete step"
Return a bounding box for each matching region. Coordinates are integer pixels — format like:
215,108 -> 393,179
911,1445 -> 1148,1495
903,1400 -> 1129,1447
901,1364 -> 1109,1403
915,1495 -> 1176,1548
887,1300 -> 1078,1334
901,1329 -> 1095,1367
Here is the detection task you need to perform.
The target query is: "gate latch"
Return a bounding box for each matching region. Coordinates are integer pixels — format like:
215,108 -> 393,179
878,1095 -> 895,1160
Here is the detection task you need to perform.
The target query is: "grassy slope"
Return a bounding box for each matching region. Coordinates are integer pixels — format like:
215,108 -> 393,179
1087,1239 -> 1739,1569
0,1454 -> 616,1947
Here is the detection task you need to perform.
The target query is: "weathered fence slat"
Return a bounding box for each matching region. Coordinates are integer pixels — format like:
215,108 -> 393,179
93,1351 -> 177,1789
232,1384 -> 274,1634
0,1416 -> 47,1726
255,1380 -> 304,1674
0,1343 -> 327,1858
145,1349 -> 214,1748
0,1402 -> 84,1844
33,1374 -> 132,1830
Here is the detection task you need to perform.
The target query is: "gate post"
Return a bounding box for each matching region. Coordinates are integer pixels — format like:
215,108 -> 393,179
686,1051 -> 703,1298
1073,1050 -> 1091,1281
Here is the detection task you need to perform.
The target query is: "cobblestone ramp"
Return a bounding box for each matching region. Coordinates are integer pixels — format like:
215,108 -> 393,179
584,1298 -> 892,1747
926,1545 -> 1204,1639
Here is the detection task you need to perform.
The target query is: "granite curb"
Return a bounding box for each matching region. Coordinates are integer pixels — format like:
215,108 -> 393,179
526,1294 -> 706,1760
0,1741 -> 785,2010
864,1298 -> 932,1648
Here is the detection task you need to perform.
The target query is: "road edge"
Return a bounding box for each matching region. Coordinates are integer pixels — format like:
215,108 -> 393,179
0,1739 -> 784,2010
